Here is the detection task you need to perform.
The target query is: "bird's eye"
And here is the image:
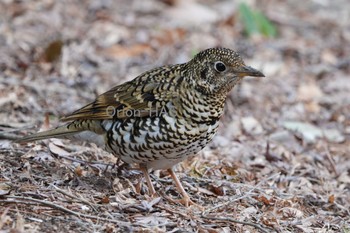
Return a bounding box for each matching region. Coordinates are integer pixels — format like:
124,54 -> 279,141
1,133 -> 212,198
214,61 -> 226,72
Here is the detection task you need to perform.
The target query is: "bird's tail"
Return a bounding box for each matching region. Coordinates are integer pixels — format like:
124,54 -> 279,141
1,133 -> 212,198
16,125 -> 80,143
15,120 -> 105,143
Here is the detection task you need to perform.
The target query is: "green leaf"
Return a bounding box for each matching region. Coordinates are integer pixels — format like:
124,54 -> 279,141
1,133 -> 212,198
238,3 -> 277,38
239,3 -> 259,37
255,12 -> 277,37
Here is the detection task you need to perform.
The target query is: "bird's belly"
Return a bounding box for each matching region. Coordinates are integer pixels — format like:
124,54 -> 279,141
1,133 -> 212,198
105,116 -> 219,170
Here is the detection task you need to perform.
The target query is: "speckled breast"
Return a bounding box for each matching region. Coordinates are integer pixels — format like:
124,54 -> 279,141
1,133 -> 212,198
104,111 -> 220,170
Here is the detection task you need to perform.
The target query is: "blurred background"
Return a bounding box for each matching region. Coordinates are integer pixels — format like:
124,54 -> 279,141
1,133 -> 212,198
0,0 -> 349,232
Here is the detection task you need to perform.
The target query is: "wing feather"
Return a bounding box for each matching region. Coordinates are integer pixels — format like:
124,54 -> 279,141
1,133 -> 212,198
61,65 -> 184,122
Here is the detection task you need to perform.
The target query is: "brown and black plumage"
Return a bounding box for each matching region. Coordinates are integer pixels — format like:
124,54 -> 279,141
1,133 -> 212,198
17,48 -> 264,206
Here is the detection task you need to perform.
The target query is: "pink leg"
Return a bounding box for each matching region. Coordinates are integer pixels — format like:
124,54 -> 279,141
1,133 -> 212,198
139,166 -> 156,196
167,167 -> 198,207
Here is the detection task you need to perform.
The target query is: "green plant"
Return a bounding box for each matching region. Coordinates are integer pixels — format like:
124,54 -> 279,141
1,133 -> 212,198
239,3 -> 277,38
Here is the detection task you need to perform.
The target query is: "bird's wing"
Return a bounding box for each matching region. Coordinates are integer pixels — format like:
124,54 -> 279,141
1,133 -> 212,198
61,65 -> 184,121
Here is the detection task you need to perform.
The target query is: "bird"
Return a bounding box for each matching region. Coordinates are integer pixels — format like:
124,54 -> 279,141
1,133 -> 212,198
16,48 -> 264,206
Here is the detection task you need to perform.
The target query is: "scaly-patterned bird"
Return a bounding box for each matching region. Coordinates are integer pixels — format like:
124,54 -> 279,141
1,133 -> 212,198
17,48 -> 264,206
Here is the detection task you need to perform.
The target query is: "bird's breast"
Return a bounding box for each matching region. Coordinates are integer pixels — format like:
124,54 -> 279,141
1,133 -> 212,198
104,110 -> 220,169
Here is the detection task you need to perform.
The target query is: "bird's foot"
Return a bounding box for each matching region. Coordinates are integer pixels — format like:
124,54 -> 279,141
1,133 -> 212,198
167,195 -> 203,210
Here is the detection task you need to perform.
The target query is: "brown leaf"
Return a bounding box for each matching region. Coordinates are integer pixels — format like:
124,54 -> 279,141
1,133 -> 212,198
74,166 -> 83,177
255,195 -> 275,206
220,165 -> 237,176
101,196 -> 110,204
102,44 -> 154,59
209,185 -> 225,196
261,216 -> 278,227
153,28 -> 186,46
40,40 -> 64,63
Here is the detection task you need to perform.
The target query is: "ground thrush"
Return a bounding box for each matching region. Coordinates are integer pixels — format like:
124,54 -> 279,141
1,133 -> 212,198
17,48 -> 264,206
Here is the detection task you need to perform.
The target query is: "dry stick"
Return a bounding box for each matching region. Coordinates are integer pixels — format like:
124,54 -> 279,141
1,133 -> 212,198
323,143 -> 338,176
202,173 -> 280,215
52,151 -> 111,168
201,173 -> 280,233
1,196 -> 132,226
203,216 -> 271,233
0,132 -> 21,140
194,177 -> 267,193
0,207 -> 10,229
156,205 -> 189,219
52,185 -> 98,212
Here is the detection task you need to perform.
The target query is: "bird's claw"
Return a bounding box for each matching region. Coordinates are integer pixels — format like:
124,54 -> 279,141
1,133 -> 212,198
167,195 -> 204,210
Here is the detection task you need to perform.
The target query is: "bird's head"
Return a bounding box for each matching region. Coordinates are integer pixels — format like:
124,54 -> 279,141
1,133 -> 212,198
188,48 -> 264,95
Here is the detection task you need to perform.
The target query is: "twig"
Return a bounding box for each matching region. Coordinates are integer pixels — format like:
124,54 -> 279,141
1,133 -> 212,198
0,132 -> 21,140
52,152 -> 112,167
0,207 -> 10,229
203,216 -> 272,233
200,174 -> 280,233
1,196 -> 131,226
193,177 -> 267,193
202,173 -> 280,215
52,185 -> 98,212
156,204 -> 190,219
323,143 -> 338,176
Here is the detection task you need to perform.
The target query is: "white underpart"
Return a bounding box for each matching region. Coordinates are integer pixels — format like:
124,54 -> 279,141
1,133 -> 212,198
113,112 -> 219,170
102,96 -> 221,170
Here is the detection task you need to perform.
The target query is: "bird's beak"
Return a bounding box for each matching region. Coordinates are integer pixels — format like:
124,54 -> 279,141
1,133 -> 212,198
236,65 -> 265,77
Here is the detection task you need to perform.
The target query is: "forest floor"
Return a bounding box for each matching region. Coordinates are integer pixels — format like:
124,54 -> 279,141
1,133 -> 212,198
0,0 -> 349,232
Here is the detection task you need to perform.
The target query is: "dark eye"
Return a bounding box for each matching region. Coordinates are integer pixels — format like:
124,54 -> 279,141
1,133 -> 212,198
214,61 -> 226,72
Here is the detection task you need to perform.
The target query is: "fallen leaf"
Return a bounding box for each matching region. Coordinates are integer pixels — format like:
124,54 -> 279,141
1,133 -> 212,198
40,40 -> 64,63
283,121 -> 323,143
279,207 -> 304,218
209,185 -> 225,196
141,196 -> 161,211
0,92 -> 17,108
74,166 -> 83,177
0,189 -> 9,196
102,44 -> 154,59
166,0 -> 219,27
255,195 -> 274,205
241,116 -> 264,135
48,142 -> 70,156
323,128 -> 345,143
153,28 -> 186,46
283,121 -> 345,144
101,196 -> 110,204
264,141 -> 281,162
337,172 -> 350,183
297,82 -> 323,102
220,165 -> 237,176
14,213 -> 25,232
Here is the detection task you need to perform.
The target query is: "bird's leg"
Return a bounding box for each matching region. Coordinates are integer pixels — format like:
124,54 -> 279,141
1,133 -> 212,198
139,165 -> 156,196
167,167 -> 198,207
